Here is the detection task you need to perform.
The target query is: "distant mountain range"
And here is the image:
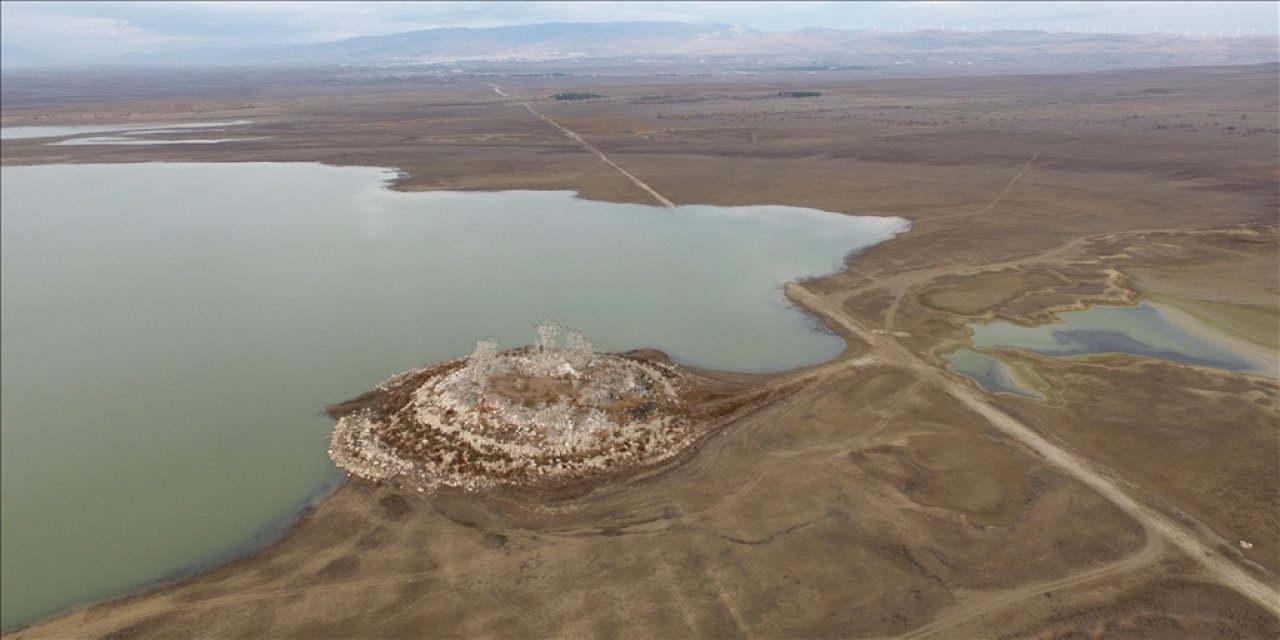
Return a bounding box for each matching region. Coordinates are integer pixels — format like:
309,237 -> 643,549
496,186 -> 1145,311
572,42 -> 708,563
1,43 -> 100,68
4,22 -> 1278,70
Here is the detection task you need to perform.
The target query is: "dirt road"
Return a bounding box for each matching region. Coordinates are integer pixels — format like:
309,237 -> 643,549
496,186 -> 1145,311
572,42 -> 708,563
785,282 -> 1280,620
486,83 -> 676,207
896,527 -> 1166,639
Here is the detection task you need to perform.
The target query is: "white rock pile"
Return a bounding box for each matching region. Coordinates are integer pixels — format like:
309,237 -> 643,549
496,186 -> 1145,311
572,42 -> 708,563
328,322 -> 694,492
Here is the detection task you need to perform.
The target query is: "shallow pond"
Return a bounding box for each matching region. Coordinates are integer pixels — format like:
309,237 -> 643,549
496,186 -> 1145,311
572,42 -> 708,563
0,120 -> 251,140
0,162 -> 906,629
966,303 -> 1275,377
48,136 -> 251,146
943,349 -> 1045,399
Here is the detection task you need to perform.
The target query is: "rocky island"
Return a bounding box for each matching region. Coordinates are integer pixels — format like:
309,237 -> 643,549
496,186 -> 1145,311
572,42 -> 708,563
327,322 -> 775,491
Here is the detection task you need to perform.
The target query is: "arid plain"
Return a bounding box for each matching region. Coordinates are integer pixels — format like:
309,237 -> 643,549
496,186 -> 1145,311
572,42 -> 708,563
3,62 -> 1278,638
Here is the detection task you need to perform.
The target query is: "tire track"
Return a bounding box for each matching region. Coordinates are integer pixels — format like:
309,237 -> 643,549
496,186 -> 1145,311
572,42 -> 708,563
896,524 -> 1166,639
881,128 -> 1087,331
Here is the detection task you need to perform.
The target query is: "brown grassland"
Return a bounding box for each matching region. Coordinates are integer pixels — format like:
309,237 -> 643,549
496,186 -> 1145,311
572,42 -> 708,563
2,62 -> 1277,638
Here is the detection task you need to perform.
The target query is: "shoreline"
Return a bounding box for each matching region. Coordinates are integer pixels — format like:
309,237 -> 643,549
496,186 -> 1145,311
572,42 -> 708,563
1,356 -> 812,637
0,160 -> 894,633
1144,298 -> 1279,377
0,474 -> 345,636
0,480 -> 351,637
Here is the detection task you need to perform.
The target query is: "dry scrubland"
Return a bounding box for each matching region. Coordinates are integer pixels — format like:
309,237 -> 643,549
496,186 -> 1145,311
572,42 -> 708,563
2,63 -> 1278,638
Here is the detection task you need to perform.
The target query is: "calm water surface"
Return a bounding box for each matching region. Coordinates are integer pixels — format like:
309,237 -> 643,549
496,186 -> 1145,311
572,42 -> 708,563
0,162 -> 907,629
0,120 -> 251,140
943,349 -> 1044,399
48,136 -> 249,146
948,303 -> 1274,398
968,303 -> 1270,374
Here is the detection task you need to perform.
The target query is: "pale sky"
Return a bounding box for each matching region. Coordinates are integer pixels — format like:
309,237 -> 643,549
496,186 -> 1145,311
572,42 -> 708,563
2,1 -> 1276,57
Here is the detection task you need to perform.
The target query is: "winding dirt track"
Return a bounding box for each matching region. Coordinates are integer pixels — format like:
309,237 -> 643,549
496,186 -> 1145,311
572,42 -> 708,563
486,83 -> 677,207
785,282 -> 1280,625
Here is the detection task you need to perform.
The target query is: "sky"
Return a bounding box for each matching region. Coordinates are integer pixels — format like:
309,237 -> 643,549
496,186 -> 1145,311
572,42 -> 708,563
2,1 -> 1276,57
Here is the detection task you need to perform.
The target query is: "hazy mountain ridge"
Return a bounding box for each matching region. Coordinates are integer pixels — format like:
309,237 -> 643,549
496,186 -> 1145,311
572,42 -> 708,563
3,21 -> 1277,69
0,43 -> 99,67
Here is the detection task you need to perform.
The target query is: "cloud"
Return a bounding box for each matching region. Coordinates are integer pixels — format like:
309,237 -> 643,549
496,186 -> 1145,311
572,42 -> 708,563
1,3 -> 209,56
897,2 -> 968,10
2,1 -> 1275,58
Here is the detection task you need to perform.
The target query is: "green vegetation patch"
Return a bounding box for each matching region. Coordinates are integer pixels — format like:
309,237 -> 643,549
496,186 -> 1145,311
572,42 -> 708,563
778,91 -> 822,98
551,92 -> 604,100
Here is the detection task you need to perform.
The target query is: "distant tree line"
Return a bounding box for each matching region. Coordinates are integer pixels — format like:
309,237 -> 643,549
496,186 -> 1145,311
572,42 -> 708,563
777,91 -> 822,98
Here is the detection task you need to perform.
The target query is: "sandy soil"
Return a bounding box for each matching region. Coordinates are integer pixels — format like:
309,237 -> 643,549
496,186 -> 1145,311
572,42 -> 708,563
3,62 -> 1278,638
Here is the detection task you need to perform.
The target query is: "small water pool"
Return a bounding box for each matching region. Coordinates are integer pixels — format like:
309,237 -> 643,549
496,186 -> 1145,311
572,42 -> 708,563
947,301 -> 1276,399
969,303 -> 1273,376
943,349 -> 1045,399
0,120 -> 251,140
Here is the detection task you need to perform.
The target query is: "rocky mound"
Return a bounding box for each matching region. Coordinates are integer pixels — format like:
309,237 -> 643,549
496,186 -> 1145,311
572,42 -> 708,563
327,323 -> 696,491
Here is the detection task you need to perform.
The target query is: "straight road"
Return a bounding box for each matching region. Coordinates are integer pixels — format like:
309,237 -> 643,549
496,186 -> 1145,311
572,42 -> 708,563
486,83 -> 676,207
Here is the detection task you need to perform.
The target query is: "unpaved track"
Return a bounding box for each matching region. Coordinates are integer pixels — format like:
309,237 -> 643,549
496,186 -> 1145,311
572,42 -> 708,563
896,526 -> 1166,640
486,83 -> 676,207
786,283 -> 1280,620
880,128 -> 1087,332
878,221 -> 1251,333
893,127 -> 1086,262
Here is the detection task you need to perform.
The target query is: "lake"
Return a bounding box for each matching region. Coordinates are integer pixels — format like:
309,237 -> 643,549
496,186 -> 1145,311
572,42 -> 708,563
0,162 -> 907,629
